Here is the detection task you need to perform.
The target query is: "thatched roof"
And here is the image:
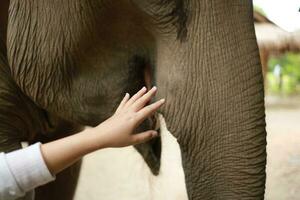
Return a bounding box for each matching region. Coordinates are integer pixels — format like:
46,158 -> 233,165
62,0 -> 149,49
255,23 -> 300,53
254,10 -> 300,53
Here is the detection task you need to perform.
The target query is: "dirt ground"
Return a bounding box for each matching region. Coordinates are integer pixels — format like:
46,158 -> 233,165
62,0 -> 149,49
74,114 -> 188,200
73,96 -> 300,200
265,95 -> 300,200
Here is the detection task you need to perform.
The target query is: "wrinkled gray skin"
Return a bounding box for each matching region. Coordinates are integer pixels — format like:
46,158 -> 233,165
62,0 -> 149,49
0,0 -> 266,199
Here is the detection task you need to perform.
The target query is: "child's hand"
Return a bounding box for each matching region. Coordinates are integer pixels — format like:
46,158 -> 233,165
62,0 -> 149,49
91,86 -> 165,148
40,86 -> 165,175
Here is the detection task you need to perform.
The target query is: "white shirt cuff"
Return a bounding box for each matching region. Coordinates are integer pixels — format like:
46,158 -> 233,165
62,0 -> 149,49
0,152 -> 25,199
5,142 -> 56,192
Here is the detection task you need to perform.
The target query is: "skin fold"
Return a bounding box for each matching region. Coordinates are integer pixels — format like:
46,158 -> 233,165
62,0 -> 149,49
0,0 -> 266,199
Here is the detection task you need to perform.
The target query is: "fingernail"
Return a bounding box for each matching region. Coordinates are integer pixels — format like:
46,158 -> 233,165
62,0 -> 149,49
152,86 -> 157,90
152,131 -> 158,137
160,98 -> 165,102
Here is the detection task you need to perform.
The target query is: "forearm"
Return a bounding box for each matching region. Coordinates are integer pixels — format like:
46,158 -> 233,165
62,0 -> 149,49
41,128 -> 104,175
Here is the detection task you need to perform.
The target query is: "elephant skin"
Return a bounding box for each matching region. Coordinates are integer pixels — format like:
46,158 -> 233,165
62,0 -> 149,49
0,0 -> 266,199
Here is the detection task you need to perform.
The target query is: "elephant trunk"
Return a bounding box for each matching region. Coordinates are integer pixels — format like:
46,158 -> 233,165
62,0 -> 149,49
155,1 -> 266,199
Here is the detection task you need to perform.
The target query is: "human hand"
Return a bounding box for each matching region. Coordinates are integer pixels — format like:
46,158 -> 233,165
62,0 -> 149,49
90,86 -> 165,148
40,86 -> 164,175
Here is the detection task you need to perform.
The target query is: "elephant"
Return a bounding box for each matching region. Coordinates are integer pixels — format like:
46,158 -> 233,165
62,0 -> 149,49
0,0 -> 267,199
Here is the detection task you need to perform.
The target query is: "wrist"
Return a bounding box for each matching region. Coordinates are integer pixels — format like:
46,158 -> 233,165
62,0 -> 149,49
78,127 -> 107,153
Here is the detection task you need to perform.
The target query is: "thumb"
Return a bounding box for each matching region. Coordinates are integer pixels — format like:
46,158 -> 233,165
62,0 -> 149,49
131,130 -> 158,145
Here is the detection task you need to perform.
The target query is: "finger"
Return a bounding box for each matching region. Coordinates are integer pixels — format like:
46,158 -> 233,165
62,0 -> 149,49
124,86 -> 147,107
131,130 -> 158,145
136,99 -> 165,123
131,86 -> 157,111
115,93 -> 130,113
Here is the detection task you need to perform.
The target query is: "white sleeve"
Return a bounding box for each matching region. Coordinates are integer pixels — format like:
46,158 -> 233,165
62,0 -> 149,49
0,142 -> 56,200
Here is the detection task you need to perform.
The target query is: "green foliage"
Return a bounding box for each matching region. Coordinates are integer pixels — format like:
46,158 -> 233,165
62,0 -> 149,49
268,53 -> 300,81
267,53 -> 300,94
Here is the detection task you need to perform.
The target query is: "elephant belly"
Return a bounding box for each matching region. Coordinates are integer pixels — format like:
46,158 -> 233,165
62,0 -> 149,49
74,114 -> 188,200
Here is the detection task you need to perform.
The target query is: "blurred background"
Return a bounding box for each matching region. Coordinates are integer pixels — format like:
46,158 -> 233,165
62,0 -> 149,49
254,0 -> 300,199
74,1 -> 300,199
